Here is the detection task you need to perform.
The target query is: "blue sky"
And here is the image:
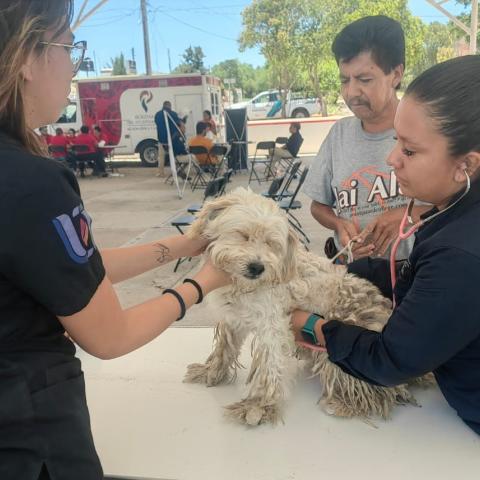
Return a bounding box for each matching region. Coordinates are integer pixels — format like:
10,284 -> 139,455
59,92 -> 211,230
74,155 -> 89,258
74,0 -> 467,77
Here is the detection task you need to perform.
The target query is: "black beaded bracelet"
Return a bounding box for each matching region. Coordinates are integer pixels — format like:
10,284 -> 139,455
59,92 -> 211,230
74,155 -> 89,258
183,278 -> 204,304
162,289 -> 186,321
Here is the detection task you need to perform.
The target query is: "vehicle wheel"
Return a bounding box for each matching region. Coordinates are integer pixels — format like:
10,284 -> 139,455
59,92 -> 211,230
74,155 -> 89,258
138,140 -> 159,167
292,108 -> 309,118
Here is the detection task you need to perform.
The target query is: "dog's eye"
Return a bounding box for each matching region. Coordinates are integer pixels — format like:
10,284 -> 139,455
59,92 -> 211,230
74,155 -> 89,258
239,233 -> 249,241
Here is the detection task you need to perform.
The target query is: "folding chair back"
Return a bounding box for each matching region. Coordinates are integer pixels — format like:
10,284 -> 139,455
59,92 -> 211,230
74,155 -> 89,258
266,175 -> 285,197
277,161 -> 302,200
203,177 -> 224,199
48,145 -> 66,155
188,154 -> 210,191
209,145 -> 228,157
248,141 -> 276,185
255,140 -> 276,153
281,167 -> 309,212
208,145 -> 228,178
71,144 -> 90,155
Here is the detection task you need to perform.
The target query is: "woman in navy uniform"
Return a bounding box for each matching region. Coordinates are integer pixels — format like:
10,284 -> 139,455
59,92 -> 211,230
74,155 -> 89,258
0,2 -> 229,479
291,55 -> 480,436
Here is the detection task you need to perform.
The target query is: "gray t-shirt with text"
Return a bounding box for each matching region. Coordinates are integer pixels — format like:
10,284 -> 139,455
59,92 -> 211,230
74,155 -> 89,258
303,116 -> 413,260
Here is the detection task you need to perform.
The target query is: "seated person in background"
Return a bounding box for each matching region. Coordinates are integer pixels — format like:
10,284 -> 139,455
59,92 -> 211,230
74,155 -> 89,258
203,110 -> 217,140
272,122 -> 303,171
38,126 -> 52,146
48,127 -> 75,168
93,125 -> 113,159
188,121 -> 218,166
71,125 -> 107,176
67,128 -> 76,141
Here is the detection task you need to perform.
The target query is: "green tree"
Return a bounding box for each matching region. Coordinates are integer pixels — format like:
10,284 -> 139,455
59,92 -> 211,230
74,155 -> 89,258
110,53 -> 127,75
174,46 -> 207,74
240,0 -> 304,117
211,59 -> 269,99
414,22 -> 454,75
240,0 -> 428,117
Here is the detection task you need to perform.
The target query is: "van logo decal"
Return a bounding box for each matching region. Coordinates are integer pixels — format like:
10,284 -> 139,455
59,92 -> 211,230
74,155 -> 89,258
140,90 -> 153,112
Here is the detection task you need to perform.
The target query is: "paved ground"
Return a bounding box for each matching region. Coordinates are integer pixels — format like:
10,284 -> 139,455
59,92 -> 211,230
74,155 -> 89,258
80,160 -> 331,326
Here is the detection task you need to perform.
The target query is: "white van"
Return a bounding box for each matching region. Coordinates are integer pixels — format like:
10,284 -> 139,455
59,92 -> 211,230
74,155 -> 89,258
52,73 -> 223,166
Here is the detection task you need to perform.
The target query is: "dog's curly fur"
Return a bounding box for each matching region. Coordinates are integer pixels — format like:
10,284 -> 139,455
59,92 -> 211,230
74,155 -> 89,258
184,188 -> 432,426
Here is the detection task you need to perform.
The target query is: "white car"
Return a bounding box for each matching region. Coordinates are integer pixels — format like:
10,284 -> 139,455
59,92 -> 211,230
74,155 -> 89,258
230,90 -> 320,120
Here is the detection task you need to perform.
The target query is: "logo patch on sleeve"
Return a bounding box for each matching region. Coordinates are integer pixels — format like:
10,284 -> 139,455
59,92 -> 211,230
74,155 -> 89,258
52,205 -> 98,264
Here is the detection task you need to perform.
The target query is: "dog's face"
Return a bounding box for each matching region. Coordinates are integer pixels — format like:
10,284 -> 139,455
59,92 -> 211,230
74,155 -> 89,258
188,188 -> 298,289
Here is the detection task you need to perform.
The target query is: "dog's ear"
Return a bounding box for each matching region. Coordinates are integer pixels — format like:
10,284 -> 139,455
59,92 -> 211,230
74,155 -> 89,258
282,228 -> 299,281
187,195 -> 238,239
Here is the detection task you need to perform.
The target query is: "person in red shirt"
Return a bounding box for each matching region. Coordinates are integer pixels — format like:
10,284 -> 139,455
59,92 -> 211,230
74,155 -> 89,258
93,125 -> 113,159
48,127 -> 68,158
71,125 -> 107,176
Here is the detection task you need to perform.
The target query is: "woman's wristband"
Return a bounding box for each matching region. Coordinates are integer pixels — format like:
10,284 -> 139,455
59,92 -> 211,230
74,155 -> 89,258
162,289 -> 186,321
183,278 -> 204,304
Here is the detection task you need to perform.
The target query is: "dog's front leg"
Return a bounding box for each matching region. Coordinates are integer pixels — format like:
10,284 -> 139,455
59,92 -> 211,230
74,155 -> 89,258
224,311 -> 294,426
184,319 -> 249,387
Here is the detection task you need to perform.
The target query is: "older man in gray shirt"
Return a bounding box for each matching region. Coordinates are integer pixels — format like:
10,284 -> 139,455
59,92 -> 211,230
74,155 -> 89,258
304,16 -> 429,262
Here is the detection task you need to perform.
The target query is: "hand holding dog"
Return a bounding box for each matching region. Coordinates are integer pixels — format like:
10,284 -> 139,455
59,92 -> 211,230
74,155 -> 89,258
194,258 -> 232,294
291,309 -> 327,347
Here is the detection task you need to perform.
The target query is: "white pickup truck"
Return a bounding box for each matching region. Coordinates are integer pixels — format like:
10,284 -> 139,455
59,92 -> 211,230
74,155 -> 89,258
230,90 -> 320,120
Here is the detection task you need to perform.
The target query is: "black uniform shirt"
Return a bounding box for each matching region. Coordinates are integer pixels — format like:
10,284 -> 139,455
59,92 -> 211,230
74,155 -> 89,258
326,180 -> 480,435
0,131 -> 105,479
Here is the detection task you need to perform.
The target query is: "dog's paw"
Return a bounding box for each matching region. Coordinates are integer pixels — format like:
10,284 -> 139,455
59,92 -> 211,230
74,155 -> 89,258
224,399 -> 282,426
184,362 -> 229,386
407,372 -> 436,389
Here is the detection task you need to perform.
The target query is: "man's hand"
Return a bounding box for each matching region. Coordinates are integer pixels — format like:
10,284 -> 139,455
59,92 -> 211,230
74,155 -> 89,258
357,208 -> 404,257
335,218 -> 360,247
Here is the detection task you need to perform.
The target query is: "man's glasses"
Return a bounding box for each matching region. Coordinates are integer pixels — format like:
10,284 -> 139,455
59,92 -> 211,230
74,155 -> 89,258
38,40 -> 87,75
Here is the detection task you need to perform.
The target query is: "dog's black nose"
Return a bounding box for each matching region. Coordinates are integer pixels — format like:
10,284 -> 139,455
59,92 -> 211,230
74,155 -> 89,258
247,262 -> 265,277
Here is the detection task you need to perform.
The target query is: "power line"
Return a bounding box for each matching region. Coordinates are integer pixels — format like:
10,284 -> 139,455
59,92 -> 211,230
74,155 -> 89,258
159,11 -> 238,41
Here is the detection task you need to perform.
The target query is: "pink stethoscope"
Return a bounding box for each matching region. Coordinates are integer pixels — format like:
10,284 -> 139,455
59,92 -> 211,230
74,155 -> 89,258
389,170 -> 471,306
298,171 -> 471,351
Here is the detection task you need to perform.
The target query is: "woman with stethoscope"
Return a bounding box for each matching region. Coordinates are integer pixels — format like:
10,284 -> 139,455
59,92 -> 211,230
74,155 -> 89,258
291,55 -> 480,436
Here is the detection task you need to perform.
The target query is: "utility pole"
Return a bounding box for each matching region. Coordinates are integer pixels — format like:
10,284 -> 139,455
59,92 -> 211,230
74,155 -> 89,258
168,49 -> 172,73
472,0 -> 478,54
141,0 -> 153,75
426,0 -> 479,54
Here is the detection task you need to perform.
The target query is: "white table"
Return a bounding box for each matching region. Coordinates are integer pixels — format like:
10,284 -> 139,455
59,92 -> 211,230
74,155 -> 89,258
81,327 -> 480,480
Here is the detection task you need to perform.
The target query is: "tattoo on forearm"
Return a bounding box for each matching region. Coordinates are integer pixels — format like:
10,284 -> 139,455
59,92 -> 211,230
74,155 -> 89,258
155,243 -> 172,264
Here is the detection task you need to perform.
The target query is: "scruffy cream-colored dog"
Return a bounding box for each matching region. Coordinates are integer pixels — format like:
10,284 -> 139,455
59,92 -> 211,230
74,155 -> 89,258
184,187 -> 427,426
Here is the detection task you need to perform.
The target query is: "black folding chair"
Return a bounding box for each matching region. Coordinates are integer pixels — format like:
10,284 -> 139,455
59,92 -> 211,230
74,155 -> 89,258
261,175 -> 286,200
171,175 -> 228,272
188,146 -> 211,191
276,167 -> 310,245
187,176 -> 227,214
219,168 -> 233,195
71,144 -> 94,177
48,145 -> 67,158
208,144 -> 228,179
276,160 -> 302,200
248,140 -> 276,185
